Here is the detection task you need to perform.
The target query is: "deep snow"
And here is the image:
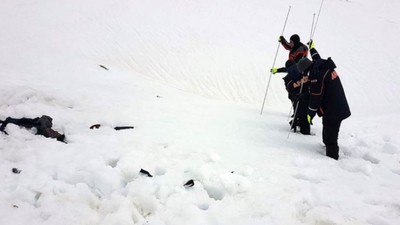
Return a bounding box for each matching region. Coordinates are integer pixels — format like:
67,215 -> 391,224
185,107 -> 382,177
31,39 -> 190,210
1,0 -> 400,224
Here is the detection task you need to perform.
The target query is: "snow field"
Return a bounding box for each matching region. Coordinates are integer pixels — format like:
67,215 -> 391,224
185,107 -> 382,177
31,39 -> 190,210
1,0 -> 400,224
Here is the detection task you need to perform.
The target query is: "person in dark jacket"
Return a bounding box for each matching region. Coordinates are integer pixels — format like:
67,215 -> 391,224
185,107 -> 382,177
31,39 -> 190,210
279,34 -> 309,62
271,60 -> 311,135
296,41 -> 351,160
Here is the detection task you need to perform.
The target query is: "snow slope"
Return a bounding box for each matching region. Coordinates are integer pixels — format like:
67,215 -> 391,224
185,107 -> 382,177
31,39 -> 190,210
1,0 -> 400,224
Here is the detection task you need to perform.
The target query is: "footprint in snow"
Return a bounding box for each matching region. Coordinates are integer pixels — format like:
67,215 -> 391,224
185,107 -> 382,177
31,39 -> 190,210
339,160 -> 373,176
107,158 -> 119,168
391,169 -> 400,176
382,142 -> 399,154
293,170 -> 324,184
362,152 -> 380,164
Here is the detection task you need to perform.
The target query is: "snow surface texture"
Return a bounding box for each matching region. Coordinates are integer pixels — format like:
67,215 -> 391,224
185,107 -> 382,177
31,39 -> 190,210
1,0 -> 400,224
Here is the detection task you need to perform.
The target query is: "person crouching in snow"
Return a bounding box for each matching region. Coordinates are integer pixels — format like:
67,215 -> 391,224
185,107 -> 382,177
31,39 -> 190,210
296,41 -> 351,160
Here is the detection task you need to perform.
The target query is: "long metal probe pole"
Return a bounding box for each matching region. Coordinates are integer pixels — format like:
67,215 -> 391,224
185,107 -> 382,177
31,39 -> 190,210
287,13 -> 315,122
287,13 -> 316,138
310,13 -> 316,41
311,0 -> 325,40
260,6 -> 291,115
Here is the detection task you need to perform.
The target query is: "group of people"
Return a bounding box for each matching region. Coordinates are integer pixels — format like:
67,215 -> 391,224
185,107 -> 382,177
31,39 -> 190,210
271,34 -> 351,160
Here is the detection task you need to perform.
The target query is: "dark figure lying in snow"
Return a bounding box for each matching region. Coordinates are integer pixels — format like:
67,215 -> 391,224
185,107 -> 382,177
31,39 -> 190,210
0,115 -> 66,143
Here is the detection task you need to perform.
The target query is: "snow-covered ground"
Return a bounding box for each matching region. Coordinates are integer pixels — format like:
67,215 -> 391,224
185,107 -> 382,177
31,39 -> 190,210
1,0 -> 400,224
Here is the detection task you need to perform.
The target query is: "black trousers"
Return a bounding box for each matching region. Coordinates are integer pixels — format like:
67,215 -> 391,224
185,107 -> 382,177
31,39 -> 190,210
293,99 -> 310,135
322,118 -> 342,160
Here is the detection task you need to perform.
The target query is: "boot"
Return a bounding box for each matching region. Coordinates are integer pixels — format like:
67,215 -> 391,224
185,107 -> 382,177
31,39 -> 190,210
300,127 -> 311,135
299,117 -> 310,135
326,145 -> 339,160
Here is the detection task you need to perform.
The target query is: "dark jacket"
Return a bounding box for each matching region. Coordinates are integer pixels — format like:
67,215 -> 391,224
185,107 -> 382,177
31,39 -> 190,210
277,64 -> 311,134
308,48 -> 351,121
280,65 -> 309,102
281,38 -> 309,62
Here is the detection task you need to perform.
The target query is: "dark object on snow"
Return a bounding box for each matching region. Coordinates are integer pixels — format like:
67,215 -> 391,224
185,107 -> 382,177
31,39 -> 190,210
90,124 -> 134,130
0,115 -> 66,143
114,126 -> 134,130
99,65 -> 109,70
184,179 -> 194,187
12,205 -> 19,208
90,124 -> 101,129
12,168 -> 21,174
140,169 -> 153,177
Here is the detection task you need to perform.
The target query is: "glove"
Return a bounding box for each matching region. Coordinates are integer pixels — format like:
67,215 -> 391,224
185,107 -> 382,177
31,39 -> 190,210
307,110 -> 316,125
270,68 -> 278,74
307,40 -> 315,49
279,36 -> 285,43
307,115 -> 313,125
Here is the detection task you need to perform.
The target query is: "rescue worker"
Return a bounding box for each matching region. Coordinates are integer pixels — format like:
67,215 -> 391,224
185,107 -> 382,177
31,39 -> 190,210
279,34 -> 309,62
296,41 -> 351,160
271,60 -> 310,135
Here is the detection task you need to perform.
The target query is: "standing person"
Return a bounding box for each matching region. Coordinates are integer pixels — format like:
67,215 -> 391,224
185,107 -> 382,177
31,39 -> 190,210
271,60 -> 310,135
279,34 -> 309,62
296,41 -> 351,160
271,34 -> 309,133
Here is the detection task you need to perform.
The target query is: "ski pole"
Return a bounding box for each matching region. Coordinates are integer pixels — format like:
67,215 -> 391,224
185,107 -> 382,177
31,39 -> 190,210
287,12 -> 318,138
260,6 -> 291,115
311,0 -> 325,40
